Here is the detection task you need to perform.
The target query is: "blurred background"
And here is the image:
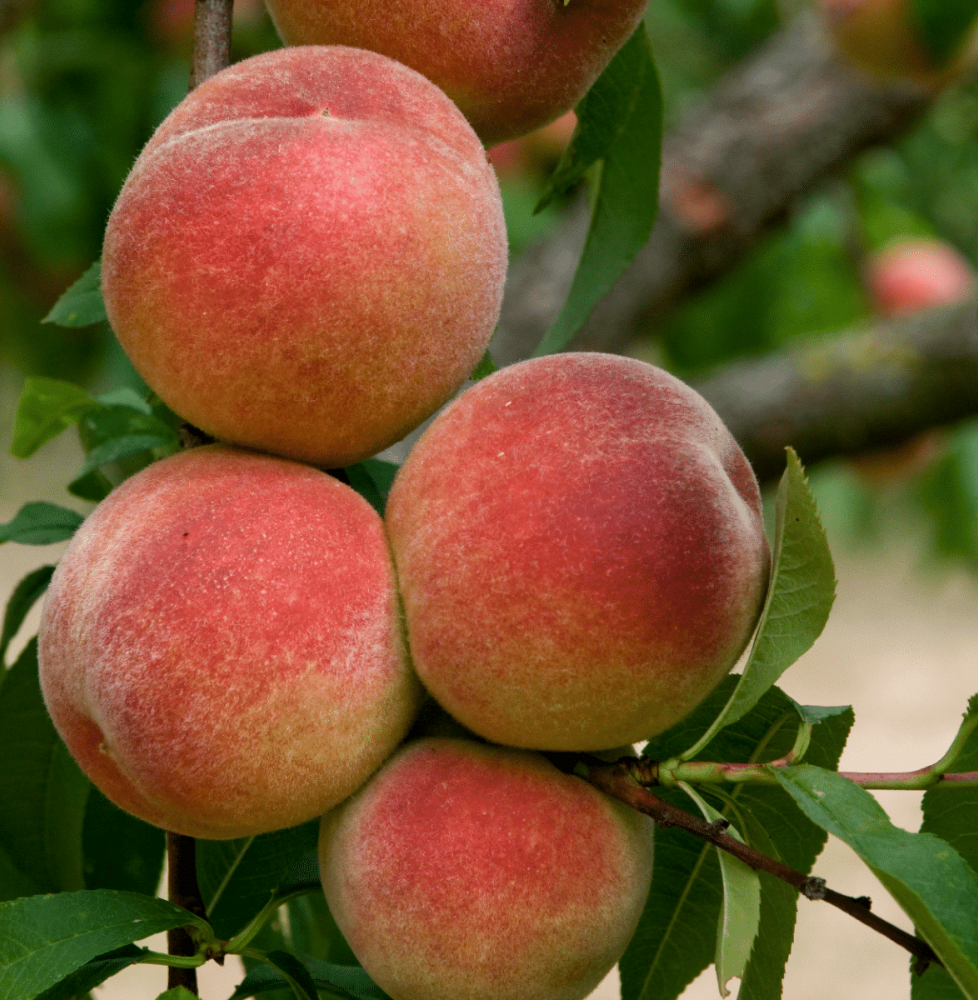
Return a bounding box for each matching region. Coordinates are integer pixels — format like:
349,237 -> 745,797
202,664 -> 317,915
2,1 -> 978,998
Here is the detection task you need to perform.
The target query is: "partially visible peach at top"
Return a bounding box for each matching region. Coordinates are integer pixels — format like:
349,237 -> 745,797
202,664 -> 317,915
263,0 -> 648,145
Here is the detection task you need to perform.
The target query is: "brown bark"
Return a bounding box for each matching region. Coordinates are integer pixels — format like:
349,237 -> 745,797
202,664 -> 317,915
491,12 -> 934,368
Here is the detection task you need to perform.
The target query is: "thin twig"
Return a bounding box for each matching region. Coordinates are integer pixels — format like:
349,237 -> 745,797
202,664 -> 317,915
569,758 -> 943,974
167,833 -> 209,995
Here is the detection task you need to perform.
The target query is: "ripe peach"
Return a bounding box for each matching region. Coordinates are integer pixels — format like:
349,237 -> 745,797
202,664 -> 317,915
38,445 -> 423,840
319,737 -> 655,1000
866,237 -> 976,317
385,353 -> 771,751
262,0 -> 648,145
101,46 -> 507,469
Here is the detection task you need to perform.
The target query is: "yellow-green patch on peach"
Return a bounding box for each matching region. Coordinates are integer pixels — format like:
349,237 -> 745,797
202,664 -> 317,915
319,737 -> 654,1000
385,353 -> 771,751
38,445 -> 423,839
102,46 -> 507,468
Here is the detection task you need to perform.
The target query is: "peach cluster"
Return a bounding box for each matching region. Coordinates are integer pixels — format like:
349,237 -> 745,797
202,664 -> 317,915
39,17 -> 772,1000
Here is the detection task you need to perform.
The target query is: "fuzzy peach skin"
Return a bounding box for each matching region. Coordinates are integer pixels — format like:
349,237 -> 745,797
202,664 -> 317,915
101,46 -> 507,469
319,737 -> 655,1000
38,445 -> 423,840
385,353 -> 771,751
262,0 -> 648,145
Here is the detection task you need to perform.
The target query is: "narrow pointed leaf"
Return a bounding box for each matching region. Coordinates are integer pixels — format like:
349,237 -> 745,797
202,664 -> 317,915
82,788 -> 165,897
41,261 -> 107,328
196,821 -> 318,939
621,683 -> 851,1000
776,765 -> 978,997
681,448 -> 836,760
344,459 -> 400,517
230,954 -> 390,1000
34,944 -> 143,1000
0,890 -> 210,1000
914,694 -> 978,1000
680,785 -> 760,998
10,378 -> 99,458
470,349 -> 498,381
1,565 -> 55,666
0,504 -> 84,546
260,950 -> 319,1000
533,26 -> 662,356
0,640 -> 90,894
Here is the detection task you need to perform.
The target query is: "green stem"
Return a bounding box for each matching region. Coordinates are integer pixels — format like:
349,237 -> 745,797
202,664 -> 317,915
224,887 -> 321,955
654,711 -> 978,790
137,949 -> 209,969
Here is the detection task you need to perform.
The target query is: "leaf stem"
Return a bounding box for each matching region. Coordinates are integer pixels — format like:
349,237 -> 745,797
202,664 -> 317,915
223,886 -> 321,955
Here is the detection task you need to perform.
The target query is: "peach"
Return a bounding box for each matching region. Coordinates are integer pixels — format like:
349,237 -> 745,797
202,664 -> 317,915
385,353 -> 771,751
101,46 -> 507,469
37,445 -> 423,840
319,737 -> 655,1000
262,0 -> 648,145
866,237 -> 976,317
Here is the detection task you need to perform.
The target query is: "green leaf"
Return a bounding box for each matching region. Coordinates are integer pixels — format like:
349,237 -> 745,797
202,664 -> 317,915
680,786 -> 761,998
470,350 -> 498,381
71,433 -> 174,483
0,838 -> 41,905
735,820 -> 799,1000
0,565 -> 55,666
776,765 -> 978,997
34,944 -> 143,1000
621,683 -> 852,1000
259,951 -> 319,1000
68,469 -> 114,503
41,260 -> 107,328
910,0 -> 978,66
286,893 -> 357,967
0,890 -> 210,1000
343,459 -> 400,517
680,448 -> 836,760
82,788 -> 165,897
914,694 -> 978,1000
196,822 -> 319,940
230,954 -> 390,1000
155,989 -> 200,1000
0,640 -> 91,895
10,377 -> 99,459
533,25 -> 662,356
0,503 -> 84,546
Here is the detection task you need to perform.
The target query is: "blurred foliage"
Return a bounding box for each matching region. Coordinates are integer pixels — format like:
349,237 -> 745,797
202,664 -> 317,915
0,0 -> 279,384
4,0 -> 978,571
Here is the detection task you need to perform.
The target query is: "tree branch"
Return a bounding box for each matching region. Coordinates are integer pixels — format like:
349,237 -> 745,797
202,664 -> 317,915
571,757 -> 943,975
189,0 -> 234,91
167,832 -> 209,995
692,297 -> 978,482
491,11 -> 934,368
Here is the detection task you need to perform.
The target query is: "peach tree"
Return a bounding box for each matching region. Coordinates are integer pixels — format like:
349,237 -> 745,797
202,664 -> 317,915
2,2 -> 978,1000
